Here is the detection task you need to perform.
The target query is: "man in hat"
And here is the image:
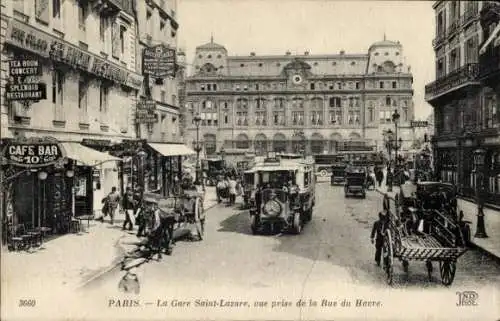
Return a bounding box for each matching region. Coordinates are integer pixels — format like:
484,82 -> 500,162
122,187 -> 137,231
371,212 -> 387,266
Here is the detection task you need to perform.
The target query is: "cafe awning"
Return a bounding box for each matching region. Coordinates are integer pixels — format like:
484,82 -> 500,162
61,142 -> 121,166
147,143 -> 195,157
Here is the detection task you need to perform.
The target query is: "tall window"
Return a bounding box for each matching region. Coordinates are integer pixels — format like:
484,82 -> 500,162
120,26 -> 127,57
53,0 -> 61,18
449,48 -> 460,72
386,96 -> 391,106
329,97 -> 341,108
99,83 -> 109,113
78,76 -> 89,122
52,69 -> 64,120
274,98 -> 285,108
368,108 -> 374,122
99,15 -> 107,42
78,1 -> 87,30
379,81 -> 384,89
223,112 -> 228,124
437,11 -> 445,36
465,37 -> 478,63
484,91 -> 498,129
436,57 -> 445,78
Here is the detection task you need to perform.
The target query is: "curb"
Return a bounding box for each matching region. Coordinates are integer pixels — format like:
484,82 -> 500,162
467,241 -> 500,263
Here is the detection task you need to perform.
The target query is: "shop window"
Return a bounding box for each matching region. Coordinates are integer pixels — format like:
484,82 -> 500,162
53,0 -> 61,18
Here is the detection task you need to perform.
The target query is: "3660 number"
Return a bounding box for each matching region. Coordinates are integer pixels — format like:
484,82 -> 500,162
19,299 -> 36,307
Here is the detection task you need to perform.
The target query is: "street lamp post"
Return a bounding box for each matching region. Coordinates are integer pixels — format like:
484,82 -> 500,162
220,147 -> 226,165
193,114 -> 202,185
137,149 -> 147,192
473,148 -> 488,238
385,129 -> 394,192
392,109 -> 401,165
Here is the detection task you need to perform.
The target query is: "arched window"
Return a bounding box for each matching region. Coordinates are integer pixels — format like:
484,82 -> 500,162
236,133 -> 250,149
272,133 -> 287,153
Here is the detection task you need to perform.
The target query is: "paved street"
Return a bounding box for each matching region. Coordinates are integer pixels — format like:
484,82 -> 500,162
76,182 -> 500,320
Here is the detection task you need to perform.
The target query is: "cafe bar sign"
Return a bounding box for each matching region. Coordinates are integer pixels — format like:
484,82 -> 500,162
4,18 -> 143,90
2,137 -> 66,168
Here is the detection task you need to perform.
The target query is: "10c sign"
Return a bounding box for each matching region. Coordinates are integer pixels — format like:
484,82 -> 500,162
3,143 -> 65,168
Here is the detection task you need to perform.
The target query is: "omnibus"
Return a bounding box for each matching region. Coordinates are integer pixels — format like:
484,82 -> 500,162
313,152 -> 384,176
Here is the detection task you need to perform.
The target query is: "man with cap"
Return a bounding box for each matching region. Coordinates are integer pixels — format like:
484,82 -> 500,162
371,212 -> 387,267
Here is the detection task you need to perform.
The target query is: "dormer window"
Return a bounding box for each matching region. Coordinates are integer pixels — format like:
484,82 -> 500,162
240,63 -> 245,67
208,54 -> 212,59
217,54 -> 222,58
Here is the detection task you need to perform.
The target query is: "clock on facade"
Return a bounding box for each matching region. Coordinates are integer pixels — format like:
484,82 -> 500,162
292,74 -> 303,84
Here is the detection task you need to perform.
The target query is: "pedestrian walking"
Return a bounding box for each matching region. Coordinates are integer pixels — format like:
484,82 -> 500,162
106,187 -> 121,225
228,176 -> 237,205
122,187 -> 136,231
370,212 -> 387,266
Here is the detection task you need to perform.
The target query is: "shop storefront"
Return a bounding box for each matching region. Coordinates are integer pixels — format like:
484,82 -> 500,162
145,143 -> 195,196
1,137 -> 120,244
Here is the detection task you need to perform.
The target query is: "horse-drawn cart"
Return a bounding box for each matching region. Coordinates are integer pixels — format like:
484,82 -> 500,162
381,184 -> 468,286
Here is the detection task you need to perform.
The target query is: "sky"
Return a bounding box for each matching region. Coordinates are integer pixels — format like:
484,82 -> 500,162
177,0 -> 435,120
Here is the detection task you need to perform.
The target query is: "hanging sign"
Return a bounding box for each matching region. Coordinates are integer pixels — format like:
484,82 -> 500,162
411,120 -> 429,127
5,83 -> 47,101
136,110 -> 159,123
2,137 -> 65,168
137,99 -> 156,111
142,44 -> 176,78
9,59 -> 42,76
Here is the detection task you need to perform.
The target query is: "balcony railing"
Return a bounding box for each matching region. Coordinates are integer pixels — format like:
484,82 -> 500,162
432,31 -> 447,48
425,63 -> 480,101
462,6 -> 479,26
479,46 -> 500,79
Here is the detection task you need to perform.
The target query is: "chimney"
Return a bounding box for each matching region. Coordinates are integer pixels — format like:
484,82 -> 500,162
250,52 -> 256,56
340,50 -> 345,55
304,51 -> 309,55
286,51 -> 291,56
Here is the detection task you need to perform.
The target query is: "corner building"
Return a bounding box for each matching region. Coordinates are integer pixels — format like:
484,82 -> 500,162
184,39 -> 415,157
425,1 -> 500,207
0,0 -> 142,234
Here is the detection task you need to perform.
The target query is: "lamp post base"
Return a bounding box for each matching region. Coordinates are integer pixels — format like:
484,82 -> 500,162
474,215 -> 488,238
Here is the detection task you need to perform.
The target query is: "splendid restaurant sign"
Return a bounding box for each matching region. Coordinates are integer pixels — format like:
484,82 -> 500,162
4,18 -> 143,90
2,138 -> 66,168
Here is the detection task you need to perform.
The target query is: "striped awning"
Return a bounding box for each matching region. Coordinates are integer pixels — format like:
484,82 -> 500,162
148,143 -> 195,157
61,142 -> 121,166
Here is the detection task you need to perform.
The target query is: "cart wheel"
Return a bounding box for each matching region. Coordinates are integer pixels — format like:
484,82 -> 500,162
383,230 -> 394,285
439,261 -> 456,286
292,212 -> 302,234
250,215 -> 259,235
426,261 -> 433,281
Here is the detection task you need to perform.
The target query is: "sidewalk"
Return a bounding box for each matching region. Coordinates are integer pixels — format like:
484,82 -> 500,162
374,182 -> 500,260
2,187 -> 220,293
2,211 -> 131,295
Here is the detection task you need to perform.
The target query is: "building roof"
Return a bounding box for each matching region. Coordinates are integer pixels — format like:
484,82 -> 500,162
196,41 -> 226,50
369,39 -> 402,50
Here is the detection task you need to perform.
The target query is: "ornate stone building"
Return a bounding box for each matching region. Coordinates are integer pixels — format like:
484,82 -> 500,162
184,38 -> 415,157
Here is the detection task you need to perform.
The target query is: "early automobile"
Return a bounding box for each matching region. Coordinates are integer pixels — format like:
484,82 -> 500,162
202,159 -> 225,186
330,163 -> 347,185
344,167 -> 367,198
248,155 -> 316,234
